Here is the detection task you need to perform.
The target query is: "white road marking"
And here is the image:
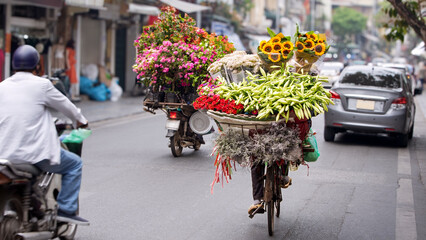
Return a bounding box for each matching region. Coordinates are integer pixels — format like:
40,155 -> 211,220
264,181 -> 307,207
396,148 -> 417,240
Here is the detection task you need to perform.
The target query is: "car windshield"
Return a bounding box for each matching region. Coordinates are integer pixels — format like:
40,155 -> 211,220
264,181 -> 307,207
340,69 -> 401,89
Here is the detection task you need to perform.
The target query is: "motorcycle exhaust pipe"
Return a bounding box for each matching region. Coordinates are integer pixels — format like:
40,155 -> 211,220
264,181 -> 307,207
15,231 -> 54,240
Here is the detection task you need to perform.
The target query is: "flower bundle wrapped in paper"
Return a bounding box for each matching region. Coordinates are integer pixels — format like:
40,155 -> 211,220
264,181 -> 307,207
294,25 -> 330,73
257,28 -> 295,72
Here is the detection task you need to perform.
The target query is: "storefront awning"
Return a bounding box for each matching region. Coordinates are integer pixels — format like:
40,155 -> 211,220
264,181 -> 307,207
128,3 -> 160,16
160,0 -> 210,13
411,41 -> 426,58
12,0 -> 63,9
65,0 -> 106,10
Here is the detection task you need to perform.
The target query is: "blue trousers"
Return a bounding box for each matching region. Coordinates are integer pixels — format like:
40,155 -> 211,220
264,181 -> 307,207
35,148 -> 82,214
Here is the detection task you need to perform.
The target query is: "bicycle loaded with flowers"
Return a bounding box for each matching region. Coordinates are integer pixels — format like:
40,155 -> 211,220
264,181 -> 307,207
193,27 -> 332,215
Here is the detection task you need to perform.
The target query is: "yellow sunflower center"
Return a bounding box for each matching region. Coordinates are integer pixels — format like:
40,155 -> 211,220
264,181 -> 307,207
273,42 -> 283,52
296,42 -> 305,52
262,43 -> 273,53
308,33 -> 318,41
268,53 -> 281,62
282,49 -> 291,55
283,41 -> 293,50
304,40 -> 314,49
314,43 -> 326,55
271,36 -> 281,43
259,40 -> 267,50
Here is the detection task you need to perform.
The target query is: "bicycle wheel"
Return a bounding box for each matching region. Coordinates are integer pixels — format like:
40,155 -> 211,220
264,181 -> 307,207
265,167 -> 275,236
275,200 -> 280,218
275,165 -> 283,218
267,200 -> 275,236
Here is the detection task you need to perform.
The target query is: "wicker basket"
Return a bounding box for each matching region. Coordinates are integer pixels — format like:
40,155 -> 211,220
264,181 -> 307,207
207,110 -> 310,140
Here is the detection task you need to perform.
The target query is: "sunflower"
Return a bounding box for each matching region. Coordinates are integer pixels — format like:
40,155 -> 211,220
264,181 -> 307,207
282,41 -> 293,50
259,40 -> 267,50
313,43 -> 326,55
296,41 -> 305,52
282,49 -> 291,55
307,33 -> 318,42
271,36 -> 281,43
262,42 -> 273,53
276,33 -> 285,39
304,39 -> 315,49
317,39 -> 325,43
272,42 -> 283,52
281,49 -> 292,59
268,53 -> 281,62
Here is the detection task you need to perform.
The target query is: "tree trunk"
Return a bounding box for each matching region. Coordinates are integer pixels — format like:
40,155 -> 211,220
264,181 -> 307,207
387,0 -> 426,44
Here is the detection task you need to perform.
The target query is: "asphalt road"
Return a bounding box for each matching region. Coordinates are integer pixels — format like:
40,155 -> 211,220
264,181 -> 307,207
75,102 -> 426,240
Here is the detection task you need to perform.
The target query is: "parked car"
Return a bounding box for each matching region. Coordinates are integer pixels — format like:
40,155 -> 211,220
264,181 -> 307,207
377,63 -> 422,95
318,61 -> 345,88
324,65 -> 416,147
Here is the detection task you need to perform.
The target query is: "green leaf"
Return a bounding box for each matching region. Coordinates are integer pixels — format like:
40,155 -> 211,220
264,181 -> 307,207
267,27 -> 276,38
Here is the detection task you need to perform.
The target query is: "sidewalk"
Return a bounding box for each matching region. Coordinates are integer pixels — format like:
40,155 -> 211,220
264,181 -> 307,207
74,94 -> 146,123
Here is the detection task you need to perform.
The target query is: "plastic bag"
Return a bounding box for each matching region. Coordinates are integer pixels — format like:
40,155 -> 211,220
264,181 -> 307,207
88,83 -> 111,101
79,76 -> 95,95
62,129 -> 92,144
303,129 -> 320,162
81,64 -> 99,81
109,78 -> 123,102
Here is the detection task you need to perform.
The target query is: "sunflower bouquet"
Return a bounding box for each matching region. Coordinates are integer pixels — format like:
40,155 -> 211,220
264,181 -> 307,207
257,28 -> 294,72
294,25 -> 330,73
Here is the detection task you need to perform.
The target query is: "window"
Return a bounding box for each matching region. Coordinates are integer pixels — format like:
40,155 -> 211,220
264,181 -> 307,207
340,69 -> 401,89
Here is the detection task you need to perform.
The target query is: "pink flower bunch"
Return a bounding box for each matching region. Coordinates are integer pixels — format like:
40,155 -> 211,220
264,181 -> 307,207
132,6 -> 235,92
133,40 -> 218,89
197,76 -> 223,96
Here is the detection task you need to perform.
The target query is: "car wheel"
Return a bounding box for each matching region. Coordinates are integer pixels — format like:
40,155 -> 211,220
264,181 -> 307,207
408,124 -> 414,139
397,133 -> 408,147
324,127 -> 335,142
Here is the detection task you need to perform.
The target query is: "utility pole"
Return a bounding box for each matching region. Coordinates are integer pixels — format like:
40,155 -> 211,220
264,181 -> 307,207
276,0 -> 280,33
310,0 -> 315,30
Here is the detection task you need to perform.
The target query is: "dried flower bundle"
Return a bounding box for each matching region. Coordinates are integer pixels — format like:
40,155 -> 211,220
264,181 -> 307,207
211,122 -> 303,191
207,51 -> 263,75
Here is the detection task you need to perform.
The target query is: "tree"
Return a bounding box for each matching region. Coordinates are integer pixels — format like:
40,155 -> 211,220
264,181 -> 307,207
383,0 -> 426,44
331,7 -> 368,44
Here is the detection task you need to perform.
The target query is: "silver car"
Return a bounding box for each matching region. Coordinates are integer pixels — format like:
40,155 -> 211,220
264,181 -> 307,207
318,61 -> 345,88
324,65 -> 416,147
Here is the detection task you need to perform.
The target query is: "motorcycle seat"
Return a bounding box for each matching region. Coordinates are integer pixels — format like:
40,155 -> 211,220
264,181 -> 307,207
12,164 -> 42,177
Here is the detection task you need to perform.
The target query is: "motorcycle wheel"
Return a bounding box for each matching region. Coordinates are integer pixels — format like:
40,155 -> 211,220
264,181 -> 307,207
170,133 -> 183,157
0,194 -> 23,240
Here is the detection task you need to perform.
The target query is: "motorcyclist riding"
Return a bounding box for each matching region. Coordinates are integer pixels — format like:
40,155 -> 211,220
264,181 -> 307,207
0,45 -> 90,225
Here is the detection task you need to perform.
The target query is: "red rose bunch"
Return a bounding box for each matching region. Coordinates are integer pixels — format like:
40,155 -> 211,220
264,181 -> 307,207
193,95 -> 244,114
